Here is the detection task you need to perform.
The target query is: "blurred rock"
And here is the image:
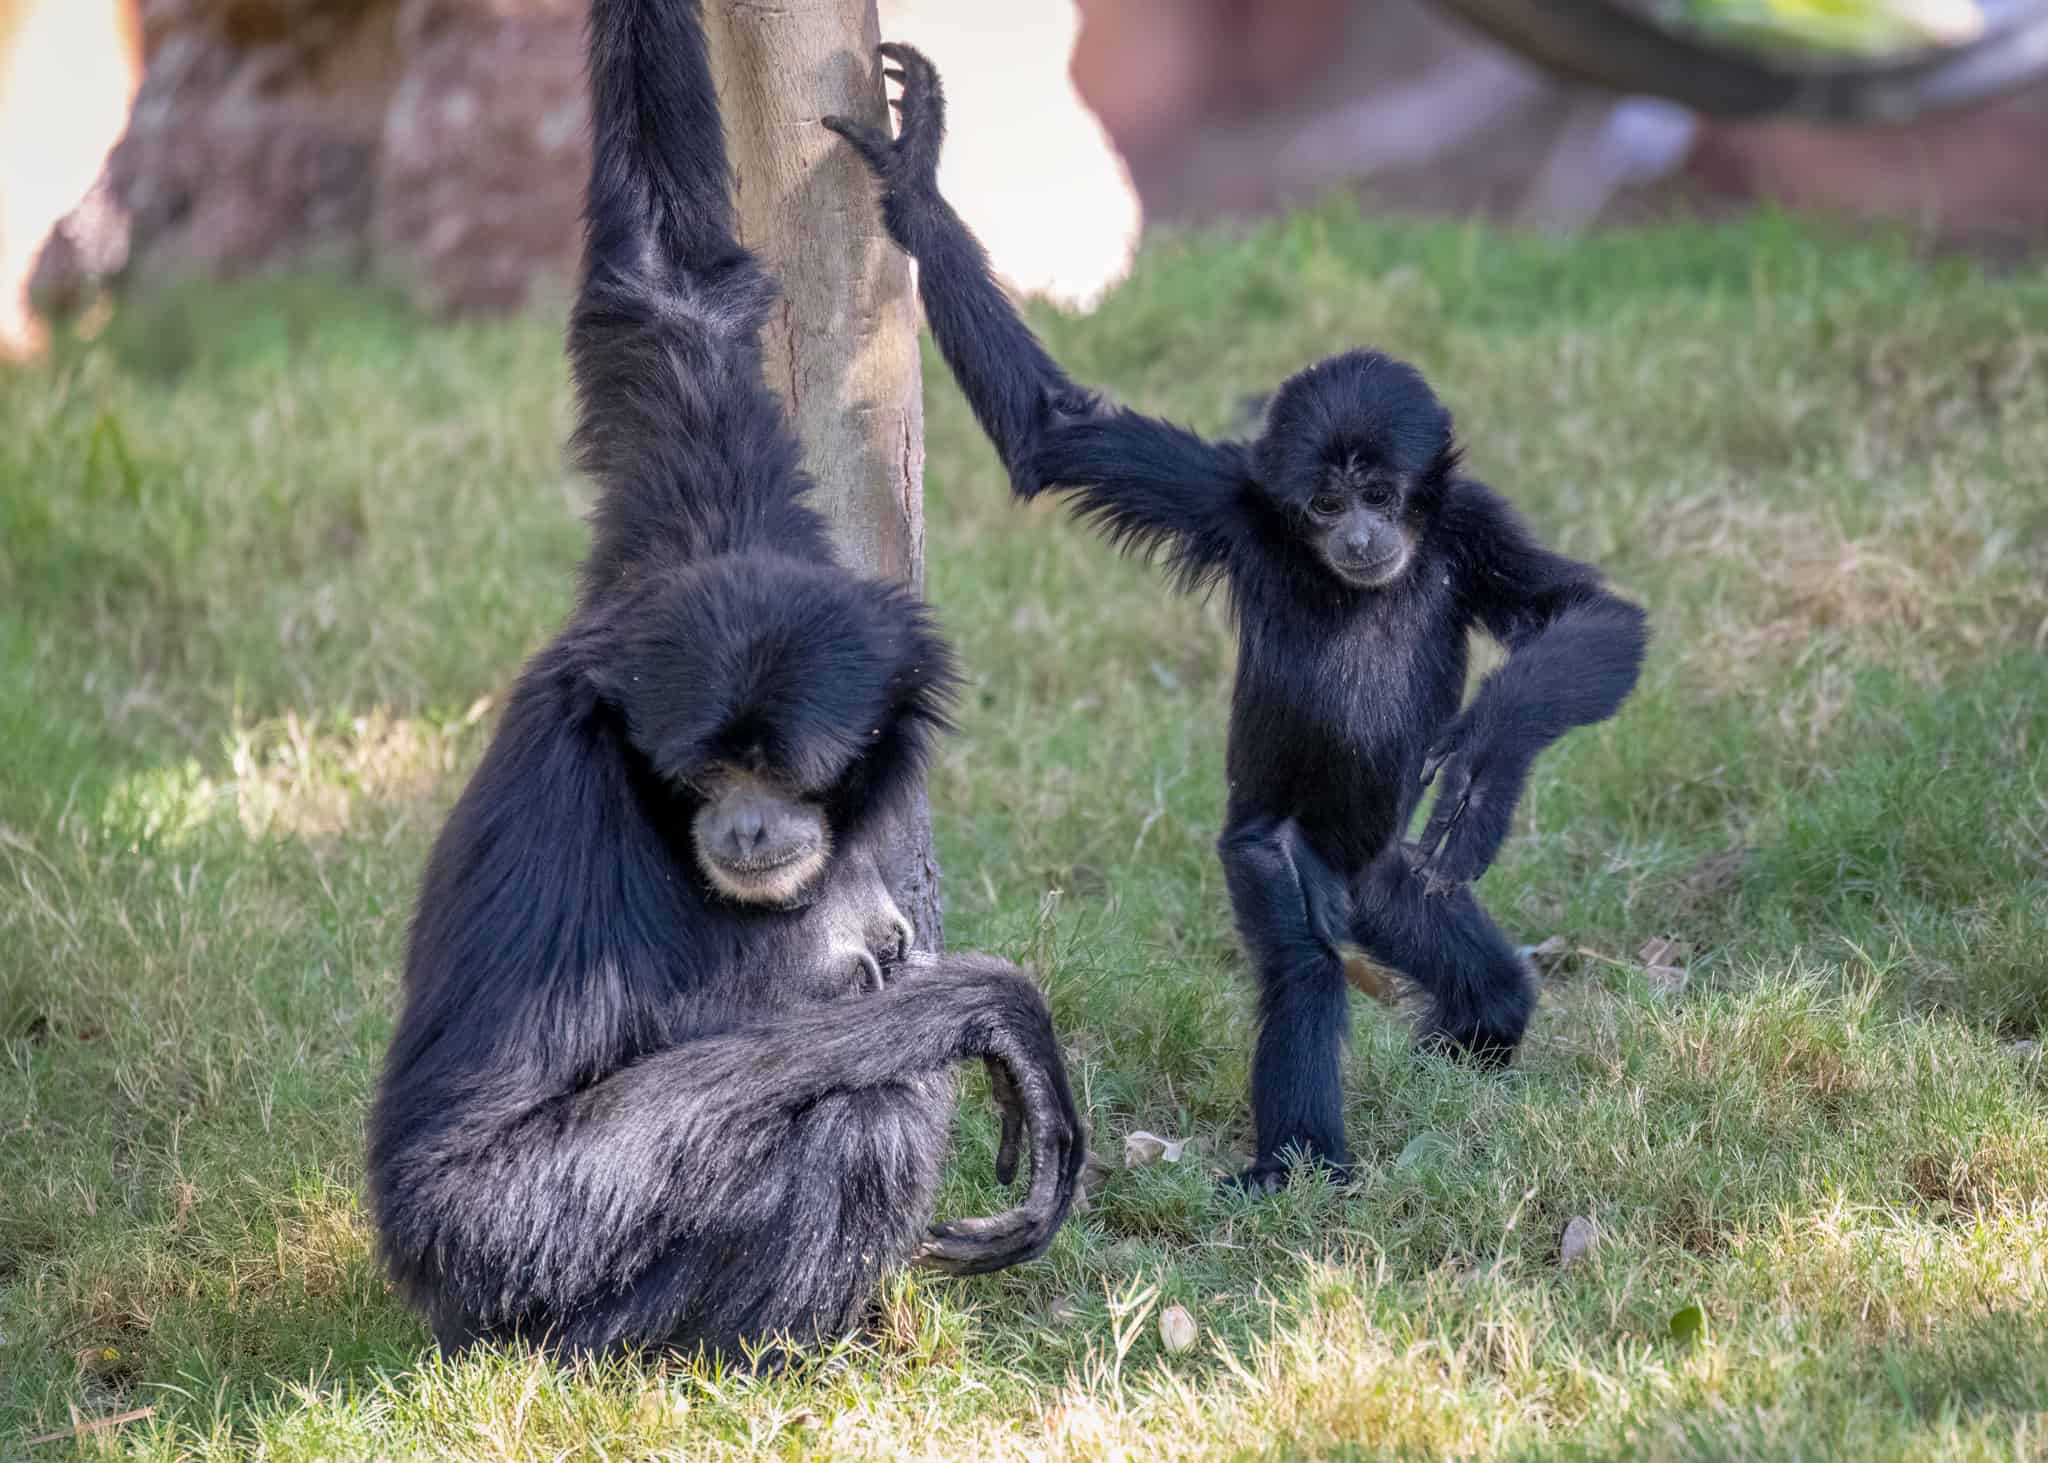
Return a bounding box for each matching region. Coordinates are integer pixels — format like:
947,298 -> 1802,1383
33,0 -> 584,319
24,0 -> 2048,333
1679,86 -> 2048,256
372,10 -> 586,315
0,0 -> 139,356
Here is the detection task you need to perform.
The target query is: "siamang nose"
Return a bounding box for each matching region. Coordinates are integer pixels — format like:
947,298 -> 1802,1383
729,807 -> 766,857
1343,527 -> 1375,560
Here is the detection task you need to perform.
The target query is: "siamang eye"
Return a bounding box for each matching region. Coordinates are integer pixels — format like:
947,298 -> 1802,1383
1362,483 -> 1397,509
1309,494 -> 1344,517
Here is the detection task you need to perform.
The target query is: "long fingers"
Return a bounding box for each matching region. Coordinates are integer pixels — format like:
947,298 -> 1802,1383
822,114 -> 892,172
987,1055 -> 1024,1186
916,1058 -> 1079,1276
1417,775 -> 1468,862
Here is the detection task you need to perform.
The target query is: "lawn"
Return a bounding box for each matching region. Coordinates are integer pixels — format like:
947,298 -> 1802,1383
2,206 -> 2046,1459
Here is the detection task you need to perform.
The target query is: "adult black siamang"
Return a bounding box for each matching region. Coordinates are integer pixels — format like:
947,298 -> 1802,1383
366,0 -> 1083,1359
831,48 -> 1646,1193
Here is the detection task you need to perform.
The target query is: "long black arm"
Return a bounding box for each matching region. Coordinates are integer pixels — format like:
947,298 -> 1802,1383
828,45 -> 1247,591
573,0 -> 823,591
375,953 -> 1080,1353
1418,479 -> 1648,882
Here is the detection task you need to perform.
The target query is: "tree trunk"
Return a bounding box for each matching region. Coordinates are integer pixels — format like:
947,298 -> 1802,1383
702,0 -> 942,949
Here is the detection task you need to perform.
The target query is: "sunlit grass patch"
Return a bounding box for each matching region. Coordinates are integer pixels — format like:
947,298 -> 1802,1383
3,206 -> 2046,1456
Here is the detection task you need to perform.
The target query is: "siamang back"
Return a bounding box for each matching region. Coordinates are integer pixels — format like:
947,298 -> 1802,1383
366,0 -> 1082,1360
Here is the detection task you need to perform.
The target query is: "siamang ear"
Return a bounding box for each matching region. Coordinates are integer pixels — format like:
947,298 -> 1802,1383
553,619 -> 628,721
1411,437 -> 1464,512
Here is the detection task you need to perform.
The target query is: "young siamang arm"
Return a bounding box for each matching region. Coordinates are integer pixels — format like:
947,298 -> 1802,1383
1417,480 -> 1648,885
828,45 -> 1249,591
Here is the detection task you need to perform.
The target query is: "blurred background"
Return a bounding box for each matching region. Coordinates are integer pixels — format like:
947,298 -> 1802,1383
3,0 -> 2046,358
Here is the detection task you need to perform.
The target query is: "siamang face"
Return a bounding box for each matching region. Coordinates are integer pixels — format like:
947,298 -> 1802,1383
689,763 -> 834,907
600,554 -> 956,909
1255,349 -> 1453,592
1304,456 -> 1415,590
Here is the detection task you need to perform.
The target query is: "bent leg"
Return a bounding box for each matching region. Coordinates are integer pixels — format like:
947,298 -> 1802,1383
1220,819 -> 1354,1189
1351,847 -> 1534,1062
374,954 -> 1081,1359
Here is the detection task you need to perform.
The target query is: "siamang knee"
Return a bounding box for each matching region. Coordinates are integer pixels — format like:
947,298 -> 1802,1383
1219,819 -> 1356,1189
1353,849 -> 1533,1064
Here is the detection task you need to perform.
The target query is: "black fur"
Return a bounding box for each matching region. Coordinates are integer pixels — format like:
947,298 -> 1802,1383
832,47 -> 1647,1191
366,1 -> 1083,1360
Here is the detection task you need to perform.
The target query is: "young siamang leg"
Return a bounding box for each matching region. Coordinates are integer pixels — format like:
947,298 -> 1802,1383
1219,819 -> 1354,1190
1351,847 -> 1534,1062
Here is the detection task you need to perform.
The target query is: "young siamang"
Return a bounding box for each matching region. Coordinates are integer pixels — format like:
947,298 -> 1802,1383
366,0 -> 1084,1360
831,48 -> 1647,1193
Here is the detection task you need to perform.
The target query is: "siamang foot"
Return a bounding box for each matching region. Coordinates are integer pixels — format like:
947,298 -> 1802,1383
1415,984 -> 1531,1067
1219,1149 -> 1353,1198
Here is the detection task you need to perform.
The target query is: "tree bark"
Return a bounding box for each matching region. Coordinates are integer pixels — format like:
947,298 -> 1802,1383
702,0 -> 942,949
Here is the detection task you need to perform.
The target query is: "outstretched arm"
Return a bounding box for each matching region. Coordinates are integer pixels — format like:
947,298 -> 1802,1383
828,46 -> 1248,589
1417,480 -> 1648,884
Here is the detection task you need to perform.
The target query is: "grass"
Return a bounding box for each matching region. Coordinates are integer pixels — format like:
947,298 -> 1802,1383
1,206 -> 2045,1459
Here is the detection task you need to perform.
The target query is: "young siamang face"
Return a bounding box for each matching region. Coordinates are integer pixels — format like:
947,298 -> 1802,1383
1255,350 -> 1454,591
1302,455 -> 1416,590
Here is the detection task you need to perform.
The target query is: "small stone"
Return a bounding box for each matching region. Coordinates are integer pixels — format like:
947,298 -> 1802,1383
1559,1215 -> 1598,1267
1158,1303 -> 1198,1354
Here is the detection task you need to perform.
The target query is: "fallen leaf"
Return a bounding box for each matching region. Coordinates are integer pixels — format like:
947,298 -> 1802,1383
1396,1133 -> 1454,1170
1158,1303 -> 1198,1354
1521,935 -> 1571,975
1639,935 -> 1691,995
1123,1130 -> 1187,1167
1074,1150 -> 1116,1210
1559,1215 -> 1598,1267
633,1386 -> 688,1428
1337,942 -> 1402,1004
1638,936 -> 1690,968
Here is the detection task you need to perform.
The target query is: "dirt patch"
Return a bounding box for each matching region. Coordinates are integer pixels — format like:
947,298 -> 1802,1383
1655,487 -> 2048,707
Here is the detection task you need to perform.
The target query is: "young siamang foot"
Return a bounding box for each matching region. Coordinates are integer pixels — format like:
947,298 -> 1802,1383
1220,1151 -> 1354,1198
1415,975 -> 1533,1066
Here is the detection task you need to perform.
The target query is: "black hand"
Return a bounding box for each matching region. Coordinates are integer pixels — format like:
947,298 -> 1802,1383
823,43 -> 946,203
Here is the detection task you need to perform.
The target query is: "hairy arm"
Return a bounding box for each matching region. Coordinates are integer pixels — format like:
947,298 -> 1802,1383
1417,480 -> 1648,883
373,954 -> 1082,1325
829,45 -> 1248,589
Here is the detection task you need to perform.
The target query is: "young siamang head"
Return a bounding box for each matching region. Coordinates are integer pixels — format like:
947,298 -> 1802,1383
1253,350 -> 1458,591
595,553 -> 955,907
